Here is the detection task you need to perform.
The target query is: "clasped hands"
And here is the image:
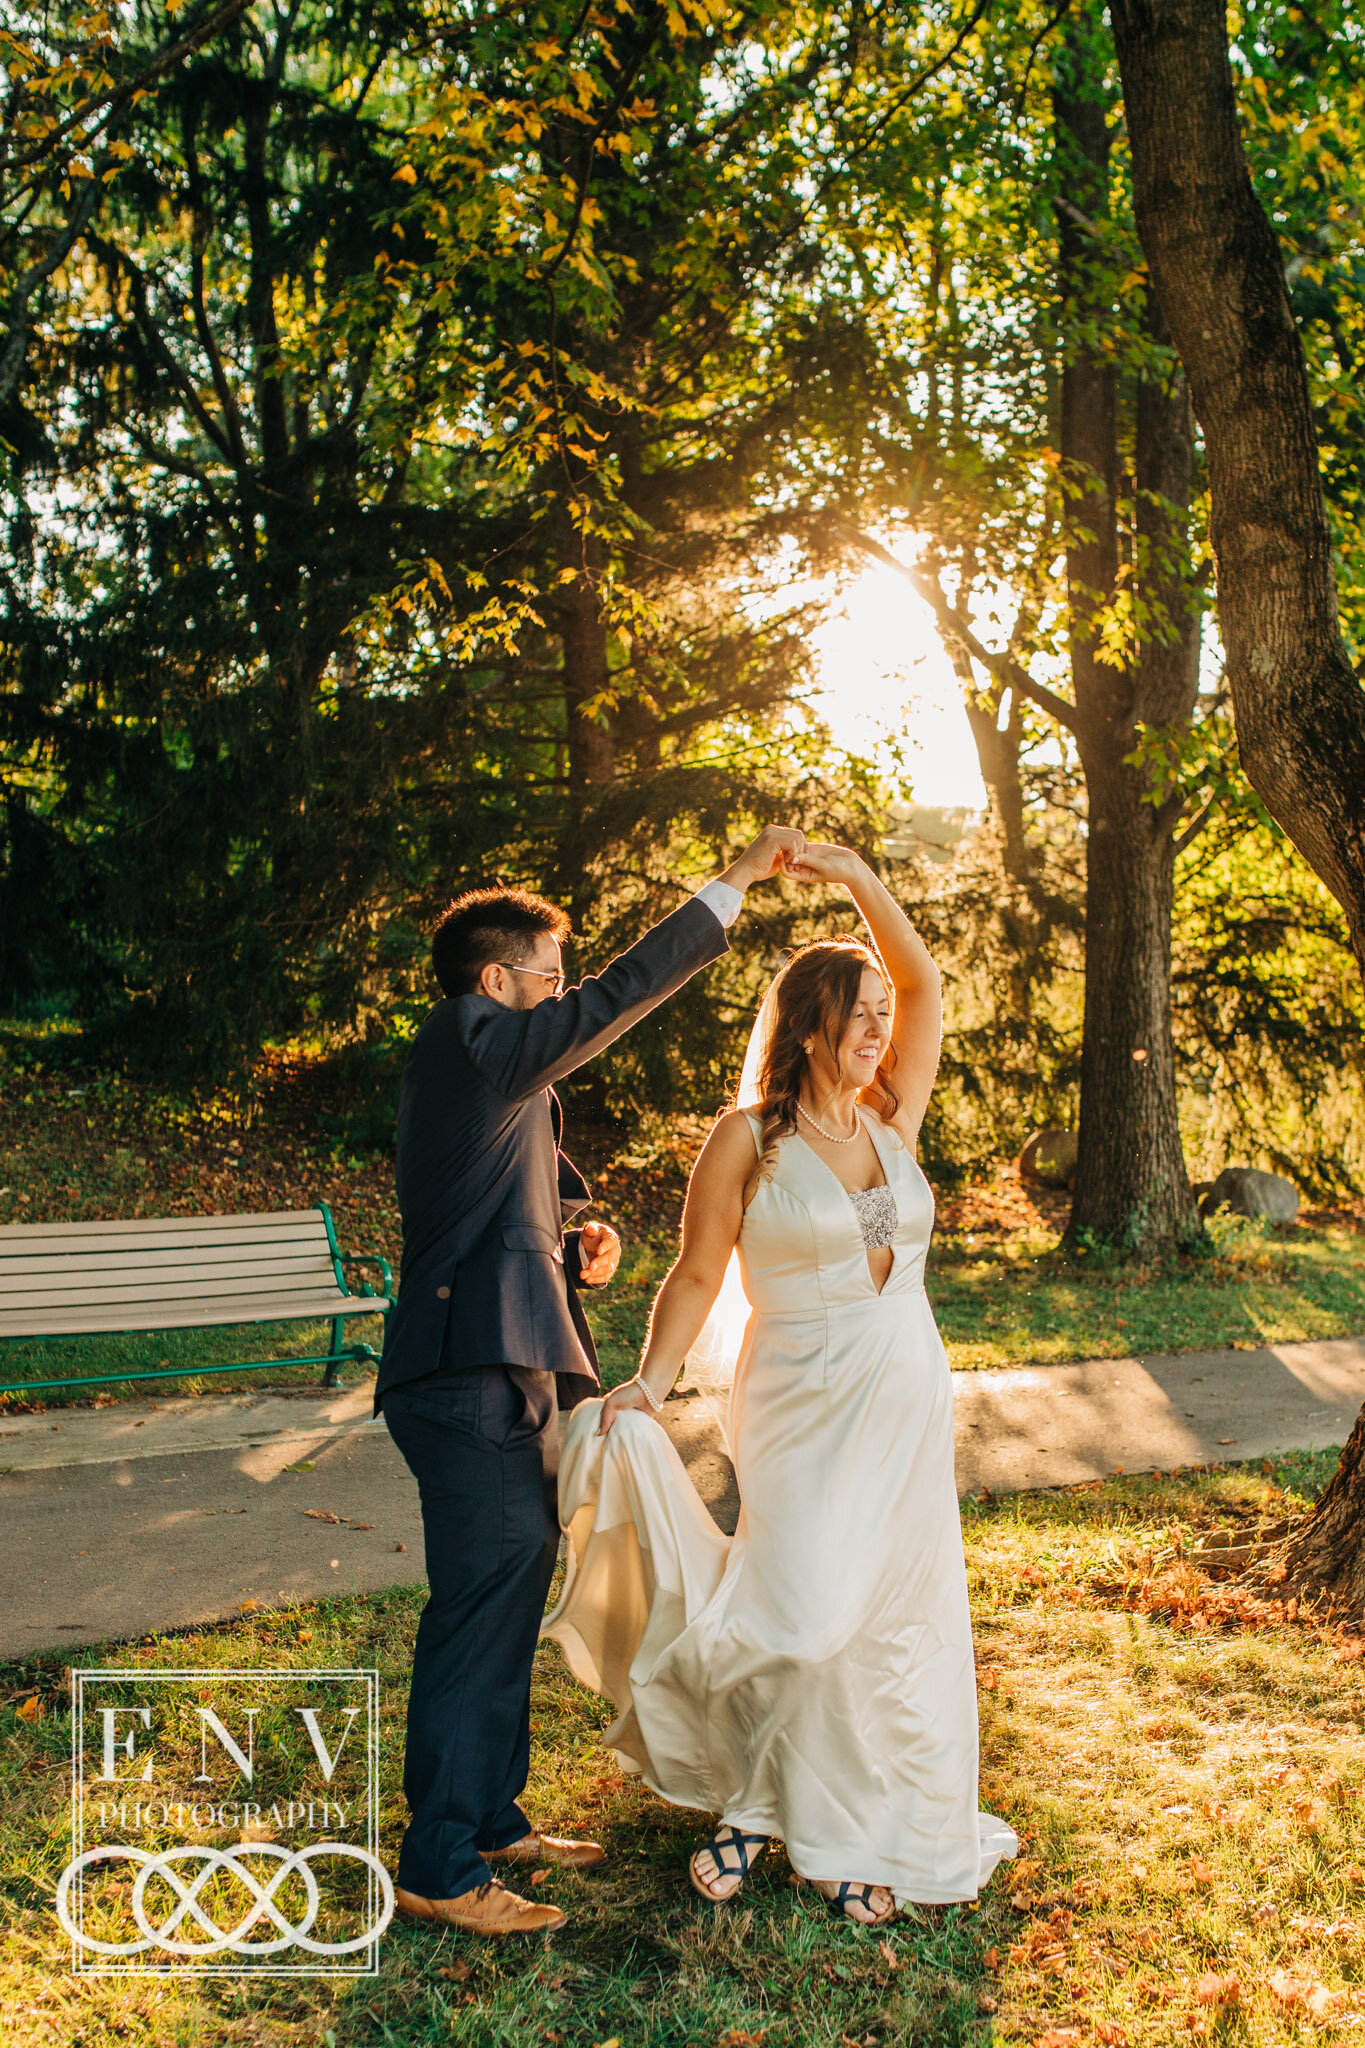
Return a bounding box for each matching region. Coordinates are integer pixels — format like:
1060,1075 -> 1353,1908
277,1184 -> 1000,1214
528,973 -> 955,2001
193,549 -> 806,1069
725,825 -> 865,893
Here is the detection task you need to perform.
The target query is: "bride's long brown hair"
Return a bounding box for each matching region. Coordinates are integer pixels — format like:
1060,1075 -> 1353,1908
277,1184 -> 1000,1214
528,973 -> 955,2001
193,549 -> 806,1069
743,940 -> 900,1198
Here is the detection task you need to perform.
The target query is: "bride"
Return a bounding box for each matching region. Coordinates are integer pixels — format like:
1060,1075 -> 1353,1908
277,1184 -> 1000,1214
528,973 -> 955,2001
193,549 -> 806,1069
543,845 -> 1016,1924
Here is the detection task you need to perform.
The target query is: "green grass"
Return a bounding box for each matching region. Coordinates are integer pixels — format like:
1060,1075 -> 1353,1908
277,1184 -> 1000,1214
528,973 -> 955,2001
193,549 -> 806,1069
583,1218 -> 1365,1390
930,1213 -> 1365,1370
2,1029 -> 1362,1407
0,1315 -> 390,1410
6,1216 -> 1361,1408
3,1448 -> 1362,2045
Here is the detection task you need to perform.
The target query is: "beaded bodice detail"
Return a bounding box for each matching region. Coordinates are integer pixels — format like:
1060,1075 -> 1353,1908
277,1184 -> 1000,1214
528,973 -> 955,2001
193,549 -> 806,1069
736,1107 -> 933,1309
848,1183 -> 899,1251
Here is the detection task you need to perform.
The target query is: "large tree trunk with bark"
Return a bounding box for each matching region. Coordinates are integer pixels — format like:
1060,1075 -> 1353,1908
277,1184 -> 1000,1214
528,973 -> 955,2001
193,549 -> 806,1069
559,575 -> 617,797
1108,0 -> 1365,982
1069,759 -> 1193,1249
1054,58 -> 1202,1256
556,570 -> 617,928
1109,0 -> 1365,1605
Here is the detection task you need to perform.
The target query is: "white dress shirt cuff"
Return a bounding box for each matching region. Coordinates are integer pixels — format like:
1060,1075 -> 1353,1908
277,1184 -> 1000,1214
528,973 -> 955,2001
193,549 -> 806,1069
694,878 -> 744,929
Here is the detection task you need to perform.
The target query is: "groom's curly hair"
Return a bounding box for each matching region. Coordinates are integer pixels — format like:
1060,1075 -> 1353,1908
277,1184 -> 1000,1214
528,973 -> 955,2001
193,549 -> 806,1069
431,886 -> 570,997
744,941 -> 900,1198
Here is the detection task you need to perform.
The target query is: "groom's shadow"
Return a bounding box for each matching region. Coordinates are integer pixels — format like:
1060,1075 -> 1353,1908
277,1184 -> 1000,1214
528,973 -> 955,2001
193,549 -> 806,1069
660,1391 -> 739,1535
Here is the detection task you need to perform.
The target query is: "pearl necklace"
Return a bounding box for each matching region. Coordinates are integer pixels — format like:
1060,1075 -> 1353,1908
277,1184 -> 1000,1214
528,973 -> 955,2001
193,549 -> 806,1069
796,1101 -> 862,1145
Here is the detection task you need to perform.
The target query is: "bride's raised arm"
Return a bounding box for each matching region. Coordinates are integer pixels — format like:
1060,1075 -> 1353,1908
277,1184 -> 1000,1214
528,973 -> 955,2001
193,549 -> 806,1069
788,843 -> 942,1142
595,1110 -> 756,1436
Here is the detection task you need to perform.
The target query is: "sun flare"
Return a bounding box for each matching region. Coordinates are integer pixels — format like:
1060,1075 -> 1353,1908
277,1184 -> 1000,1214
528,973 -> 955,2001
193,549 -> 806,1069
809,558 -> 987,810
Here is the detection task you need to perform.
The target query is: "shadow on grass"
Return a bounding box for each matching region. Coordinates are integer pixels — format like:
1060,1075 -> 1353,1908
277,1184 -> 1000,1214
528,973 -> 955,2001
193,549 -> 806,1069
0,1313 -> 389,1410
2,1449 -> 1355,2046
2,1584 -> 996,2047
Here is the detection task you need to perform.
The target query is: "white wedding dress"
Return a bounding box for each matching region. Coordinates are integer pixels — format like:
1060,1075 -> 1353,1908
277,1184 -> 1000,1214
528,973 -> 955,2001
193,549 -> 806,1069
543,1108 -> 1017,1903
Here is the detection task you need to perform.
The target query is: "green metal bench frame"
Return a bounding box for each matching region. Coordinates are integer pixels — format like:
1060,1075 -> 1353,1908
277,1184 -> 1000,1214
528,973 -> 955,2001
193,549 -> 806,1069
0,1203 -> 393,1397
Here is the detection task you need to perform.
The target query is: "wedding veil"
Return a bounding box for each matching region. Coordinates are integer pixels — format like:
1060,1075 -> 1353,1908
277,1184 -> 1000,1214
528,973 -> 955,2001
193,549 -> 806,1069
681,963 -> 791,1439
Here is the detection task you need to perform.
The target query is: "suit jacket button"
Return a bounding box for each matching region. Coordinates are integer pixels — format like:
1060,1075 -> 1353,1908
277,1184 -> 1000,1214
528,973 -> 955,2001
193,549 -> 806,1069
436,1286 -> 451,1299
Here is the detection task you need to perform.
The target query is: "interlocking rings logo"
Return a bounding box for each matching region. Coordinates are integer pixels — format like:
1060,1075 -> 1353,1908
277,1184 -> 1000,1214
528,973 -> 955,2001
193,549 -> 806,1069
56,1841 -> 394,1959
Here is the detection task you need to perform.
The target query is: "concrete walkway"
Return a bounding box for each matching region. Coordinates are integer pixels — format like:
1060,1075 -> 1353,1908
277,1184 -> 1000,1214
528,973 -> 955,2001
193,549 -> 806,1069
2,1334 -> 1362,1663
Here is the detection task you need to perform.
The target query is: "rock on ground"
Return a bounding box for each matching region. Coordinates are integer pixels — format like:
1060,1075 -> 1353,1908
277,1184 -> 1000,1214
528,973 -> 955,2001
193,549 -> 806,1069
1200,1167 -> 1300,1224
1019,1128 -> 1079,1190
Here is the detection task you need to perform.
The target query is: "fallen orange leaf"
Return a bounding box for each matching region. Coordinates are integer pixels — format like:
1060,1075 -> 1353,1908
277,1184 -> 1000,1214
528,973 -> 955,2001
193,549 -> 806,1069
1188,1855 -> 1214,1885
1268,1969 -> 1341,2018
15,1694 -> 40,1722
1202,1799 -> 1244,1826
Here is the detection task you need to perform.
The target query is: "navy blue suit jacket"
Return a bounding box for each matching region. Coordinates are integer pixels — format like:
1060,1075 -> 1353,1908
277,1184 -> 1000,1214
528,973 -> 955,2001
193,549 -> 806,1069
376,895 -> 728,1410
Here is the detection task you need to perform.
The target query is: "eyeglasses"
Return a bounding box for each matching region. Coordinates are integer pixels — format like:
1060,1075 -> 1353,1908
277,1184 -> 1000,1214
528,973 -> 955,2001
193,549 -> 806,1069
499,963 -> 565,996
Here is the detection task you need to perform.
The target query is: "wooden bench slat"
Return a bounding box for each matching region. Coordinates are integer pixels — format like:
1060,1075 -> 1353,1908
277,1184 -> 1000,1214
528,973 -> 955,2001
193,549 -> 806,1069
0,1267 -> 352,1314
1,1239 -> 330,1271
0,1221 -> 330,1259
0,1207 -> 389,1377
0,1210 -> 327,1242
1,1293 -> 386,1339
0,1251 -> 341,1295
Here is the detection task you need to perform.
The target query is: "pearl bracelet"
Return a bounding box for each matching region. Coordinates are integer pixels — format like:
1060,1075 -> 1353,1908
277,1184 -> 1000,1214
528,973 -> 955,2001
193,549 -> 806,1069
627,1374 -> 665,1413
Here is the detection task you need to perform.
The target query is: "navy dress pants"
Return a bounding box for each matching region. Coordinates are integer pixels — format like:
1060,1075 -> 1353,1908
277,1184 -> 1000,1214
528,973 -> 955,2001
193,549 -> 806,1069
382,1365 -> 560,1899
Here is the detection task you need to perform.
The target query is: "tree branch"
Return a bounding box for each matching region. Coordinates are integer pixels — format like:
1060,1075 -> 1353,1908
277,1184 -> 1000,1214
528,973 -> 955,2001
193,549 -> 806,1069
182,111 -> 249,473
0,164 -> 104,402
0,0 -> 250,183
1172,790 -> 1219,855
832,520 -> 1081,736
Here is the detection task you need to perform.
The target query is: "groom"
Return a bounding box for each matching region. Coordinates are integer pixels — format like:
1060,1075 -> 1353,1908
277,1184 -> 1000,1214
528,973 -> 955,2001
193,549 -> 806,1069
378,825 -> 805,1938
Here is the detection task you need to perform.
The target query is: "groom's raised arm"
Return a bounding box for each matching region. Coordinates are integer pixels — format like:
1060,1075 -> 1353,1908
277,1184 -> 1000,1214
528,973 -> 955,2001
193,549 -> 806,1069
457,826 -> 803,1102
459,888 -> 733,1104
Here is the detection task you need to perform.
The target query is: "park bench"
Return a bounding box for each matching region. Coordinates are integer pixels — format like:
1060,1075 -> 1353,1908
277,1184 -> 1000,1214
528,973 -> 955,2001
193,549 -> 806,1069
0,1205 -> 393,1398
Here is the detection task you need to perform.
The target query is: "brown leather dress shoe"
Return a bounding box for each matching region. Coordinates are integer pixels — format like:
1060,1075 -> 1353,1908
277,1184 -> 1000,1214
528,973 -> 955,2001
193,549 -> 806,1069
484,1830 -> 607,1872
394,1879 -> 567,1938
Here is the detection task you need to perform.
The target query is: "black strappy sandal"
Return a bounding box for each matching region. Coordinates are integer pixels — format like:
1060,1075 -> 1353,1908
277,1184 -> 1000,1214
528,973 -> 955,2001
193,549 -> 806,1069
688,1823 -> 769,1903
820,1878 -> 897,1926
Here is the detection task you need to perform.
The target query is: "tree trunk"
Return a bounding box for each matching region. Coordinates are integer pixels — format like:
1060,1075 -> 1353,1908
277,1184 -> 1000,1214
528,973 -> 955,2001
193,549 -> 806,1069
1108,0 -> 1365,984
559,574 -> 617,797
556,571 -> 616,927
1109,0 -> 1365,1603
954,659 -> 1057,1024
1251,1426 -> 1365,1614
1069,761 -> 1195,1250
1054,52 -> 1201,1256
956,658 -> 1033,892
